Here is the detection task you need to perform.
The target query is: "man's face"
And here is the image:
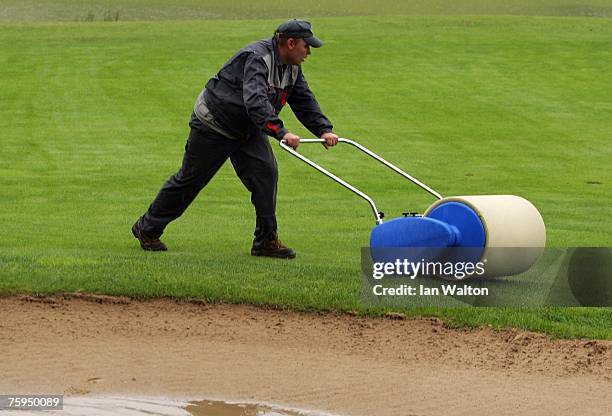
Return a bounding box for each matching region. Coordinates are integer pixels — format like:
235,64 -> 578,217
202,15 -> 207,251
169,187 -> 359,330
286,38 -> 311,65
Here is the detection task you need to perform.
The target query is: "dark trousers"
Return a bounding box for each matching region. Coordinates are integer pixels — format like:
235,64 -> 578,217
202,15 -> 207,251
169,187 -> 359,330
139,125 -> 278,242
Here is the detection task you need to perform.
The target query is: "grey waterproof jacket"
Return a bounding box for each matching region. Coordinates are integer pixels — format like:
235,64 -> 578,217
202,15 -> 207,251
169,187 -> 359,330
192,38 -> 333,141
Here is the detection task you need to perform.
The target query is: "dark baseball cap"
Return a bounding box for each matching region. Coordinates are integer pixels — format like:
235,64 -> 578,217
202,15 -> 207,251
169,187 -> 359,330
275,19 -> 323,48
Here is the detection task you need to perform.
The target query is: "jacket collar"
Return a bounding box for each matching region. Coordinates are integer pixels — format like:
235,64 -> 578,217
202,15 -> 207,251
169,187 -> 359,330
271,38 -> 284,67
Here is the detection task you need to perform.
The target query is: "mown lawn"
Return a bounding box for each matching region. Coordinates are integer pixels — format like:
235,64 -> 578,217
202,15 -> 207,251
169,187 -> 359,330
2,0 -> 612,21
1,13 -> 611,338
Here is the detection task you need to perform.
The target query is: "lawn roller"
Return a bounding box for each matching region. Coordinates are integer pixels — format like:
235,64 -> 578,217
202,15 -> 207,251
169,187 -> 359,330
279,138 -> 546,278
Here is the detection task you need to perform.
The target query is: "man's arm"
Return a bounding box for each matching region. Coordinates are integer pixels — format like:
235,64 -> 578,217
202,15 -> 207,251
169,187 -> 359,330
242,53 -> 290,140
288,68 -> 334,139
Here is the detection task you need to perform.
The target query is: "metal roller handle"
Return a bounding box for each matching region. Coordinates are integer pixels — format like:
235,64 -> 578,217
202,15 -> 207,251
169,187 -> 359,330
299,138 -> 443,200
279,138 -> 443,224
280,139 -> 384,224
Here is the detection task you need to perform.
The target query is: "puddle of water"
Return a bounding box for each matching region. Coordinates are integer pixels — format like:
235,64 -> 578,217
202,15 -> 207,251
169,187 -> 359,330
0,396 -> 337,416
187,399 -> 306,415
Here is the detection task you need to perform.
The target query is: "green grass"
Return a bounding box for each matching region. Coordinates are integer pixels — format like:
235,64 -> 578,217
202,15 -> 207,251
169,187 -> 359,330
2,0 -> 612,21
1,10 -> 611,339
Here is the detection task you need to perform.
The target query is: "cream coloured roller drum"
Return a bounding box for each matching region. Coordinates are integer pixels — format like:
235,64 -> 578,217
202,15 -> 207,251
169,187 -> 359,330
278,138 -> 546,278
423,195 -> 546,277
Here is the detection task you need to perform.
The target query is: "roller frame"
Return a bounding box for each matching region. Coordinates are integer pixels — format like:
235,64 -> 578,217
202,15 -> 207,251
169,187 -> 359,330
279,138 -> 443,224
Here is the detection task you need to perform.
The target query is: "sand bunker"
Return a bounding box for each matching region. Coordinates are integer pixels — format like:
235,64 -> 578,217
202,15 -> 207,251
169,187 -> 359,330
0,294 -> 610,415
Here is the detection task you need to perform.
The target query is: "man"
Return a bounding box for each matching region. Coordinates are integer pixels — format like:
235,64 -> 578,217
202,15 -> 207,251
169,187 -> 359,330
132,19 -> 339,259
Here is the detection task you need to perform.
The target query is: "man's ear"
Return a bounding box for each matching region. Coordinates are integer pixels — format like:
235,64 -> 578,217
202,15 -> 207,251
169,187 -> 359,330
287,38 -> 296,49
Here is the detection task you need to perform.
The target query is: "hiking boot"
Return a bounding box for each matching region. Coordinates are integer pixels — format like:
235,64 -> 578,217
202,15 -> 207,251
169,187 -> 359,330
132,221 -> 167,251
251,232 -> 296,259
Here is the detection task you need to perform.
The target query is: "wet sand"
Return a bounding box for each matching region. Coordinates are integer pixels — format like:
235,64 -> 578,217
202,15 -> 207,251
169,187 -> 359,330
0,294 -> 610,415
